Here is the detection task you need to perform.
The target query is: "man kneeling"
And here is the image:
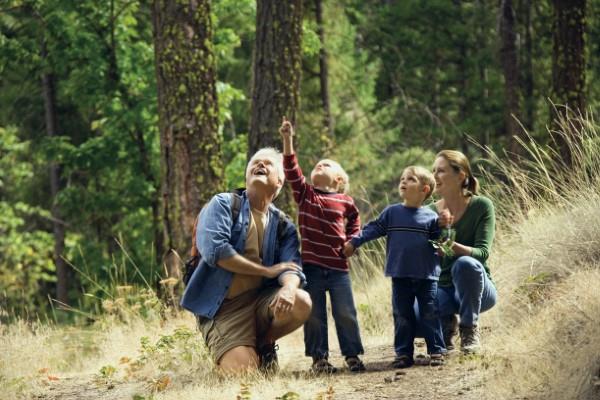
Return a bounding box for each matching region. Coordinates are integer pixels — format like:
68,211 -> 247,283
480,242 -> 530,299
181,148 -> 311,374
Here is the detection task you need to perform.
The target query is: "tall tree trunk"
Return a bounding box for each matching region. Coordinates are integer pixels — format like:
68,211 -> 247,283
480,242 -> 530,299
249,0 -> 303,214
551,0 -> 586,164
499,0 -> 522,156
152,0 -> 222,283
453,0 -> 469,155
477,0 -> 490,147
40,39 -> 68,305
315,0 -> 333,138
521,0 -> 534,132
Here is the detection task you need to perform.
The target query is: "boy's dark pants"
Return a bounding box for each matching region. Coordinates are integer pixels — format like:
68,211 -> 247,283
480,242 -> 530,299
392,277 -> 446,356
303,264 -> 364,359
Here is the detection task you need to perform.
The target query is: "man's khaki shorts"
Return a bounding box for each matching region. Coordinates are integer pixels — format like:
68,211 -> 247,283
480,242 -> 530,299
197,286 -> 279,363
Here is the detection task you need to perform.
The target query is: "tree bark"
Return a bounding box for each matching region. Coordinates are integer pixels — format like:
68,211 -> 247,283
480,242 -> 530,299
552,0 -> 586,113
499,0 -> 522,156
521,0 -> 534,132
41,39 -> 68,306
315,0 -> 333,138
152,0 -> 222,281
249,0 -> 303,213
551,0 -> 586,164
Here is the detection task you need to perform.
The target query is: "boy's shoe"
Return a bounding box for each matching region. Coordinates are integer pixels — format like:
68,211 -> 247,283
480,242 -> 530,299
311,358 -> 337,374
442,314 -> 459,351
390,355 -> 414,369
345,356 -> 366,373
414,353 -> 445,366
429,353 -> 445,366
459,325 -> 481,354
258,342 -> 279,374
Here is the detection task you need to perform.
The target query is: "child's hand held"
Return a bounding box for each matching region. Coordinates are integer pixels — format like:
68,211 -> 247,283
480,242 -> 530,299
343,242 -> 355,258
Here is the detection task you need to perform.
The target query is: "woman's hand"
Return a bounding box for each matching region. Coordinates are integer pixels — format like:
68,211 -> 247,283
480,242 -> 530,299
439,209 -> 454,227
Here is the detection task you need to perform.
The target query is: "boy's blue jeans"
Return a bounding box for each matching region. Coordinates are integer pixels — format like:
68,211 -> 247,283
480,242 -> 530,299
303,264 -> 364,358
393,277 -> 445,357
438,256 -> 497,327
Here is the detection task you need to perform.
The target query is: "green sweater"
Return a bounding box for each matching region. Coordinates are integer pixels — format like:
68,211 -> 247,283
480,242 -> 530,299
428,196 -> 495,287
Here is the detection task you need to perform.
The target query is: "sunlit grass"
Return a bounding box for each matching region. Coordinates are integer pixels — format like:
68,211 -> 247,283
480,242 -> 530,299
2,113 -> 600,399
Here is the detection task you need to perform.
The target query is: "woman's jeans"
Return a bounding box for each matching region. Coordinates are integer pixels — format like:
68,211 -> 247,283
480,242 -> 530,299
429,256 -> 497,328
393,278 -> 445,356
303,264 -> 364,358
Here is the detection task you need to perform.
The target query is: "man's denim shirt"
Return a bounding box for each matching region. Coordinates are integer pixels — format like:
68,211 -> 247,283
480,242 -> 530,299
180,191 -> 305,318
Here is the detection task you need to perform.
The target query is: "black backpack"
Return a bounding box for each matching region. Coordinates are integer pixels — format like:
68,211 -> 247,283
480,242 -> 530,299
182,189 -> 290,285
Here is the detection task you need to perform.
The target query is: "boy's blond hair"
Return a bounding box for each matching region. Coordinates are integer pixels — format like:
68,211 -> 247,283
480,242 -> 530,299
403,165 -> 436,201
320,159 -> 350,194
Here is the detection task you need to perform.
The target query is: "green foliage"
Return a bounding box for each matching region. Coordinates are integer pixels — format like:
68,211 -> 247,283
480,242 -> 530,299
430,227 -> 456,258
0,127 -> 55,319
223,133 -> 248,189
136,327 -> 208,372
0,0 -> 598,322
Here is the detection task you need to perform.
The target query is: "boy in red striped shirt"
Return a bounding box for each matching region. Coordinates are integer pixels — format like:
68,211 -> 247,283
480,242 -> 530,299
280,117 -> 365,374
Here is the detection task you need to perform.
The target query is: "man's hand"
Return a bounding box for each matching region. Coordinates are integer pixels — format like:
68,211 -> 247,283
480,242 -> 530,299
269,284 -> 297,318
279,116 -> 294,139
343,242 -> 356,258
262,262 -> 301,279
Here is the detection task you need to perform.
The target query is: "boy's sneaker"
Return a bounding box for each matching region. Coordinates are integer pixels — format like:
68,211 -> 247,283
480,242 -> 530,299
258,342 -> 279,374
390,354 -> 414,369
311,357 -> 337,374
442,314 -> 459,350
459,325 -> 481,354
345,356 -> 366,372
429,353 -> 445,366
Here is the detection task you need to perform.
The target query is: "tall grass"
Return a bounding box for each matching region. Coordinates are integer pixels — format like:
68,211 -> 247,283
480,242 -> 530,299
477,111 -> 600,225
479,112 -> 600,399
2,113 -> 600,399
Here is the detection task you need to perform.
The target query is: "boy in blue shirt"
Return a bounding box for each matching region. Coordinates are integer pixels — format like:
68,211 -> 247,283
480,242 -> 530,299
343,166 -> 446,368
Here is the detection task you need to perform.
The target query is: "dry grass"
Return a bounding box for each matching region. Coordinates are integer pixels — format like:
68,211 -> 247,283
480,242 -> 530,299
2,113 -> 600,399
479,112 -> 600,399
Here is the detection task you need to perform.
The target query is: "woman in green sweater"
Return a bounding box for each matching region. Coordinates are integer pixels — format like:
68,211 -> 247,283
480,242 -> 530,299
428,150 -> 497,354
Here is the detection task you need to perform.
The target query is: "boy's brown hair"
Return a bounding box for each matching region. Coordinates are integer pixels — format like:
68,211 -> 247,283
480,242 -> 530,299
403,166 -> 436,201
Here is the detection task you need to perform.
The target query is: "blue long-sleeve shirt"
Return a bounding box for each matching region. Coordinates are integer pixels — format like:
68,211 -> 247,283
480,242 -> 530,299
181,191 -> 305,318
350,204 -> 441,280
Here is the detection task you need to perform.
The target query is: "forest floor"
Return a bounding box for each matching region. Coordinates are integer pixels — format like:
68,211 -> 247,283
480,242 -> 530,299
28,334 -> 489,400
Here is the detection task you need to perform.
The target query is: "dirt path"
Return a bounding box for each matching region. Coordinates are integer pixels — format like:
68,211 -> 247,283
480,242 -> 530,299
31,342 -> 486,400
314,344 -> 485,400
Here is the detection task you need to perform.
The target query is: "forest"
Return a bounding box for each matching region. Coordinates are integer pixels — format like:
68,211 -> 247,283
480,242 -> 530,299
0,0 -> 594,320
1,1 -> 599,399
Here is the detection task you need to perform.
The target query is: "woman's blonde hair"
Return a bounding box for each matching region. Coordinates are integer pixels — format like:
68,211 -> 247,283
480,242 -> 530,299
435,150 -> 479,195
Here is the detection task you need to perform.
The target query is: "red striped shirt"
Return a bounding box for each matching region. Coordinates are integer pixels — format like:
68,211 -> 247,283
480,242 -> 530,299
283,154 -> 360,271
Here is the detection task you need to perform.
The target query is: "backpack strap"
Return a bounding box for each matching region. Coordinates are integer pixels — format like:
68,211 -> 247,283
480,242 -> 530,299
189,192 -> 243,257
190,215 -> 201,257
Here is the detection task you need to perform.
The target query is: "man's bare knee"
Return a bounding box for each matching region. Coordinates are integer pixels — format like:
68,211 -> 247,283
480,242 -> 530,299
293,289 -> 312,322
218,346 -> 258,373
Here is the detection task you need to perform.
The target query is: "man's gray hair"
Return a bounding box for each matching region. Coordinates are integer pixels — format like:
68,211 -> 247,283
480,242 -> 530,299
246,147 -> 285,197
